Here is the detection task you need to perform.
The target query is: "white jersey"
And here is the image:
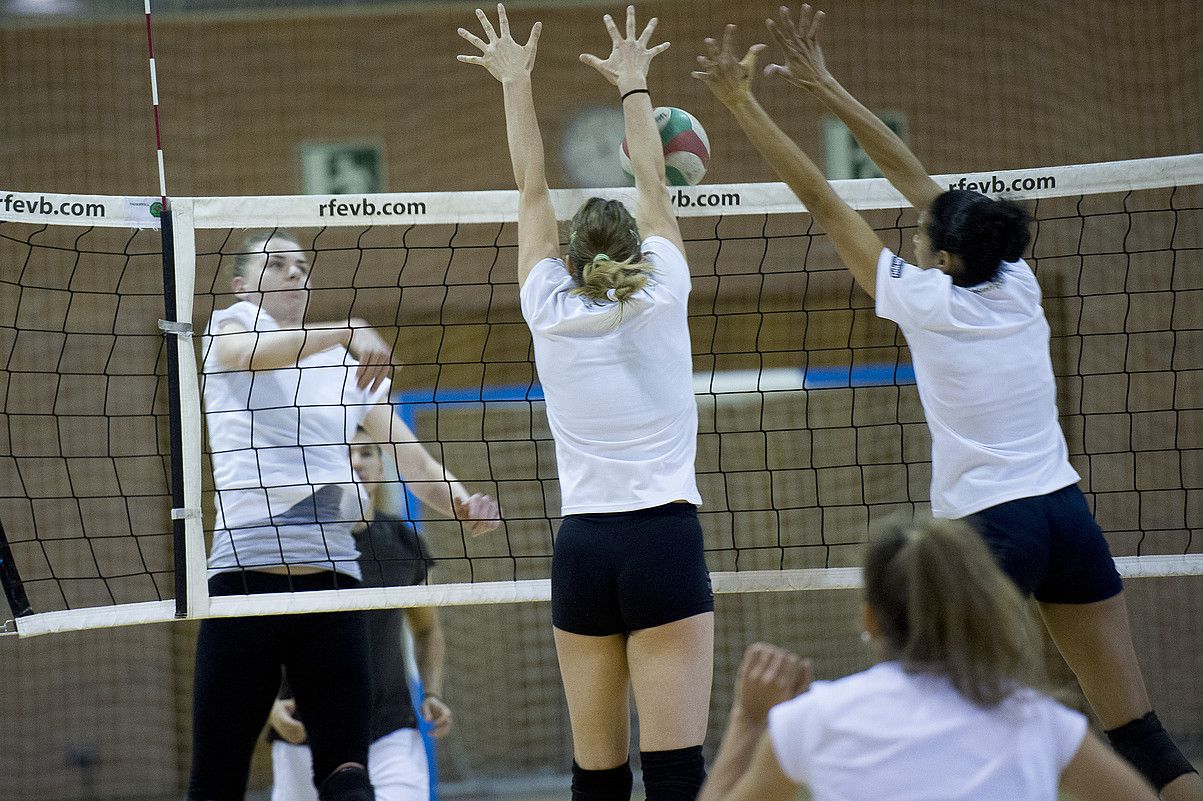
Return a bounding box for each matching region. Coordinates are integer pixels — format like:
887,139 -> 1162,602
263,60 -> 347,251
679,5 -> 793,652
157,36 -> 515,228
201,301 -> 389,577
767,661 -> 1087,801
520,236 -> 702,515
874,249 -> 1080,518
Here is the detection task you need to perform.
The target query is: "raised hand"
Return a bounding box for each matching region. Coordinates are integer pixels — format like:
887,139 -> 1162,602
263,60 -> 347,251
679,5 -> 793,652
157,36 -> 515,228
579,5 -> 670,93
764,3 -> 831,90
453,492 -> 502,537
734,642 -> 812,724
691,24 -> 768,109
456,3 -> 542,84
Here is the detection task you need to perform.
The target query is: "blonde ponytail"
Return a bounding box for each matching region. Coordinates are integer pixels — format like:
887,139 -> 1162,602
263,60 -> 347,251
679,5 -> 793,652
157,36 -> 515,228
570,252 -> 652,305
566,197 -> 653,308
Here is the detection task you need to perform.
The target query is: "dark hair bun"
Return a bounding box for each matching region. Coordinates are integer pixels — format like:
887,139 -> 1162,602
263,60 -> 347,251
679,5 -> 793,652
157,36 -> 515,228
977,200 -> 1031,263
928,190 -> 1032,285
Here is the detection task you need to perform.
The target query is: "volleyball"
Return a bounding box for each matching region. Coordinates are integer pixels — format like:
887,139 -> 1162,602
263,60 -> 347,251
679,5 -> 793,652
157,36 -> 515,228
620,106 -> 711,186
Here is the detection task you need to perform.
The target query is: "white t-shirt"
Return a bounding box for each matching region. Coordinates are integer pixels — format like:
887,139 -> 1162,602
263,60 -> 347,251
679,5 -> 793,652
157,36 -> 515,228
201,301 -> 389,577
875,249 -> 1080,518
767,661 -> 1087,801
519,236 -> 702,515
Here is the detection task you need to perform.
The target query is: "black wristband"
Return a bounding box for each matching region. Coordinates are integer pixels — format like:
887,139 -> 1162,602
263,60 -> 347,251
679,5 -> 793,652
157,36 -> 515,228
621,88 -> 650,102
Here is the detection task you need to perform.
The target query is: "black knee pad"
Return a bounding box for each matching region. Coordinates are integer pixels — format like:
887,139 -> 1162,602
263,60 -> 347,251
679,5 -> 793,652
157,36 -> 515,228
1105,711 -> 1198,791
317,765 -> 374,801
640,746 -> 706,801
571,760 -> 633,801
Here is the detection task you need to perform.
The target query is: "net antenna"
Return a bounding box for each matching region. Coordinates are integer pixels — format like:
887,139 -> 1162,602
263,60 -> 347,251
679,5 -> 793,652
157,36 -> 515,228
2,154 -> 1201,636
144,0 -> 167,209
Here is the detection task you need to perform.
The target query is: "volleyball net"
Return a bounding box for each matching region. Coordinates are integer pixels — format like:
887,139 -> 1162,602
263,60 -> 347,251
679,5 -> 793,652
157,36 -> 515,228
1,153 -> 1201,639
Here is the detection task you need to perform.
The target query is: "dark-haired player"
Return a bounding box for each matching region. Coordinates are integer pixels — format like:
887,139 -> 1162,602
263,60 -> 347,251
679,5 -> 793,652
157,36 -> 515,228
695,6 -> 1199,798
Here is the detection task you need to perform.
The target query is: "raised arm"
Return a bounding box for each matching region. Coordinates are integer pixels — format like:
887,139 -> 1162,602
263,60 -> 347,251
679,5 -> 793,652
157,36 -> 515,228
580,6 -> 684,255
458,4 -> 557,286
765,4 -> 942,211
694,26 -> 884,297
359,404 -> 500,536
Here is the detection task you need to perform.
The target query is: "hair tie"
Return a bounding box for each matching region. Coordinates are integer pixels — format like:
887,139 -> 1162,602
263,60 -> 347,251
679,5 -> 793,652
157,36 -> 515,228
594,253 -> 610,262
605,288 -> 619,302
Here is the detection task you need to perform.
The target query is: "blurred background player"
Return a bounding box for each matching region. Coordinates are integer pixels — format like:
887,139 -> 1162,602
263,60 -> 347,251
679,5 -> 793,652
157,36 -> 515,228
269,427 -> 452,801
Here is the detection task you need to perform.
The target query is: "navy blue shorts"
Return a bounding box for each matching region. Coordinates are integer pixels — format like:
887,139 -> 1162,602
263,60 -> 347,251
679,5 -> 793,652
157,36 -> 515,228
551,502 -> 714,636
968,484 -> 1123,604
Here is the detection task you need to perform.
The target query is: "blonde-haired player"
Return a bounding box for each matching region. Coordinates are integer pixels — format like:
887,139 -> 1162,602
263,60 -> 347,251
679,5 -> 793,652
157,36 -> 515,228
192,231 -> 498,801
699,518 -> 1157,801
459,6 -> 712,800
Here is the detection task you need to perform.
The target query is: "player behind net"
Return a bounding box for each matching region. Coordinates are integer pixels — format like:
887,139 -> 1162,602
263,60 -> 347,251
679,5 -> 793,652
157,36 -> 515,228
458,5 -> 713,801
693,5 -> 1200,798
193,230 -> 499,801
267,427 -> 452,801
697,517 -> 1157,801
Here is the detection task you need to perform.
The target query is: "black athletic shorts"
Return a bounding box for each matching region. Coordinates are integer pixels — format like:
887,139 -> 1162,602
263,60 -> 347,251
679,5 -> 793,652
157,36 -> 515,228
551,502 -> 714,636
968,483 -> 1123,604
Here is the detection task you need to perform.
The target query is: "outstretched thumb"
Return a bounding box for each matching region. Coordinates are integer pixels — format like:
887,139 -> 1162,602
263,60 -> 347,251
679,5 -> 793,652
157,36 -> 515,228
741,42 -> 767,70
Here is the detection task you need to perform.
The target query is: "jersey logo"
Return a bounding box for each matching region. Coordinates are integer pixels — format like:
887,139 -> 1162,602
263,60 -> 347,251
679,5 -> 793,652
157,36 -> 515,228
890,255 -> 904,278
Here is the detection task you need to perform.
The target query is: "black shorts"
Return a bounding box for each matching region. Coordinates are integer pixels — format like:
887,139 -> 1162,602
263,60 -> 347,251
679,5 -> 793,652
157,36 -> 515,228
968,483 -> 1123,604
551,502 -> 714,636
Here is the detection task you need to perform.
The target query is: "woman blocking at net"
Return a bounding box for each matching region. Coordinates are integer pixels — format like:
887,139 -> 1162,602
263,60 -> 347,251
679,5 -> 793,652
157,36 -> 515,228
194,230 -> 499,801
268,428 -> 451,801
696,518 -> 1157,801
458,6 -> 713,801
693,7 -> 1199,799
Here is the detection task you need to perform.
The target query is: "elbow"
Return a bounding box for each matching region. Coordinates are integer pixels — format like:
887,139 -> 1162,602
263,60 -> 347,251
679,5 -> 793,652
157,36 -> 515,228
521,180 -> 551,204
519,161 -> 549,192
213,344 -> 251,373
